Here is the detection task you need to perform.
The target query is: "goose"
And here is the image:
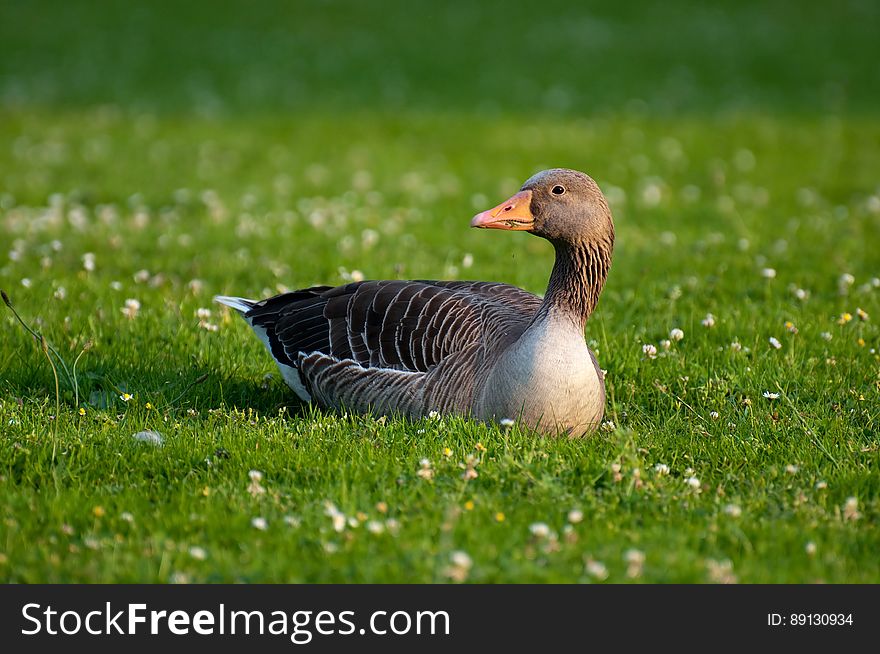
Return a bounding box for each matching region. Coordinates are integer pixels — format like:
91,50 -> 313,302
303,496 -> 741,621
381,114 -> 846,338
215,168 -> 614,435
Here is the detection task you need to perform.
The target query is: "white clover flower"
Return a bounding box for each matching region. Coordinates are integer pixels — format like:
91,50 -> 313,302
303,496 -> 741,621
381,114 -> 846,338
730,341 -> 742,352
805,542 -> 817,556
784,464 -> 799,474
768,336 -> 782,349
838,273 -> 855,294
366,520 -> 384,534
251,517 -> 268,531
701,313 -> 716,328
669,328 -> 684,341
450,550 -> 473,569
709,411 -> 720,420
499,417 -> 515,428
601,420 -> 616,432
567,509 -> 584,524
820,331 -> 832,341
121,298 -> 141,319
685,476 -> 701,489
660,339 -> 672,351
761,268 -> 777,279
642,343 -> 658,359
131,430 -> 163,446
654,463 -> 670,476
723,504 -> 742,517
624,549 -> 645,578
188,546 -> 207,560
843,497 -> 861,521
427,410 -> 440,420
529,522 -> 551,538
585,559 -> 609,580
82,252 -> 96,272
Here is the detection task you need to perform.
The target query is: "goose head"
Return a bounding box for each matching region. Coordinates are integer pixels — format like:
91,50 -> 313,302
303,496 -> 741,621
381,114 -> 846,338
471,168 -> 613,247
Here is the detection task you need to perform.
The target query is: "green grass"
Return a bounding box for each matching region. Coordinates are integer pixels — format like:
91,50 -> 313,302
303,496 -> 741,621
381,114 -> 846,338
1,0 -> 878,583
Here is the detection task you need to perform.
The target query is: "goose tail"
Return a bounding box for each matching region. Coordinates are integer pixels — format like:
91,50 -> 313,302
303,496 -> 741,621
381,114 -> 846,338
213,295 -> 257,315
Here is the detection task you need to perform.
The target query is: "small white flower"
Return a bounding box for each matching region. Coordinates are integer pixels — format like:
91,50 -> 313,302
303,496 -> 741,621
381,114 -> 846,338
838,273 -> 855,294
120,512 -> 134,523
784,464 -> 798,474
82,252 -> 96,272
792,287 -> 808,300
350,269 -> 365,282
624,549 -> 645,578
196,307 -> 212,320
843,497 -> 861,521
121,298 -> 141,319
131,430 -> 163,446
601,420 -> 616,432
763,391 -> 780,400
462,253 -> 474,268
642,343 -> 658,359
660,339 -> 672,351
701,313 -> 716,328
730,341 -> 742,352
133,269 -> 150,283
768,336 -> 782,350
709,411 -> 720,420
669,328 -> 684,341
366,520 -> 384,534
820,331 -> 832,341
815,481 -> 828,490
761,268 -> 777,279
21,278 -> 32,288
499,417 -> 515,428
450,550 -> 473,569
685,476 -> 701,489
567,509 -> 584,524
585,559 -> 609,580
529,522 -> 551,538
251,517 -> 268,531
654,463 -> 670,476
805,542 -> 817,556
723,504 -> 742,517
427,410 -> 440,420
188,546 -> 207,561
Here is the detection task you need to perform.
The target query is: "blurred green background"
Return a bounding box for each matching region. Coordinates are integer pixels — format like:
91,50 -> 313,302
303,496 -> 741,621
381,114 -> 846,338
3,0 -> 879,116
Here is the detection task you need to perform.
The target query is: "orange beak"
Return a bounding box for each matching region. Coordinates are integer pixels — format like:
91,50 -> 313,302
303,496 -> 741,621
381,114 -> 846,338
470,190 -> 535,230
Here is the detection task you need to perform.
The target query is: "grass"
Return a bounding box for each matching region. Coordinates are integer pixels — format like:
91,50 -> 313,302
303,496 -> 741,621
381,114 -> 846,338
0,0 -> 878,583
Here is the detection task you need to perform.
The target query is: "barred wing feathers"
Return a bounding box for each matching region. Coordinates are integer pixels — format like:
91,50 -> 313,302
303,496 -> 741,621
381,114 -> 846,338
241,280 -> 541,416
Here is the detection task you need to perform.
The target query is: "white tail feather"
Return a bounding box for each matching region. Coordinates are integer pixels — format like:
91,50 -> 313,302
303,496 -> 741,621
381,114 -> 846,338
213,295 -> 256,314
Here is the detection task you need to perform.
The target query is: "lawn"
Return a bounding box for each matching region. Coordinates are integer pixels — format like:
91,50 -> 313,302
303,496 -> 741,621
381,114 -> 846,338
0,0 -> 878,583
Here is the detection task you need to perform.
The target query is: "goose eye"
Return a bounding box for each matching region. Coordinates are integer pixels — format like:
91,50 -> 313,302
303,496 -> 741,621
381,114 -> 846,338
551,185 -> 565,195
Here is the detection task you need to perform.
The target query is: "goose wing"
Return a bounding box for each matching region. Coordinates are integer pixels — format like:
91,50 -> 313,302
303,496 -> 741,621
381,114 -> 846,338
245,280 -> 541,375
